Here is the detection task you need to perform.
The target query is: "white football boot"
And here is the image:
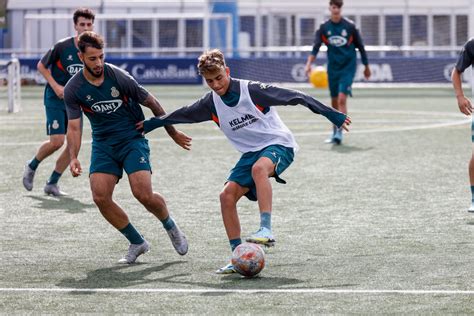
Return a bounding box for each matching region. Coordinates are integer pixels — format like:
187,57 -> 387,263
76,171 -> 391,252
118,240 -> 150,264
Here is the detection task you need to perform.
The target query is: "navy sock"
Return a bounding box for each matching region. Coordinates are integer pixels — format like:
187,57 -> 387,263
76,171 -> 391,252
230,238 -> 242,252
260,212 -> 272,230
119,223 -> 145,244
47,171 -> 62,185
28,157 -> 41,171
160,216 -> 176,231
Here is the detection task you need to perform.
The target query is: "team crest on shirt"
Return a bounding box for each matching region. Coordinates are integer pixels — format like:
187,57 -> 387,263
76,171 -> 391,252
86,95 -> 93,101
67,55 -> 73,61
328,30 -> 332,36
341,29 -> 347,37
111,87 -> 120,98
52,120 -> 59,129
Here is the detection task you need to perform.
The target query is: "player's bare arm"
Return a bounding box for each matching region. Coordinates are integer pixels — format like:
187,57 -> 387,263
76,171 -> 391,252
37,60 -> 64,99
451,68 -> 473,115
305,55 -> 316,76
66,118 -> 83,177
142,94 -> 192,150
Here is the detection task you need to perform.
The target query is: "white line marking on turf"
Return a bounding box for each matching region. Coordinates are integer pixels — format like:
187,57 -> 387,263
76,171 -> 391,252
0,110 -> 470,147
0,288 -> 473,294
1,117 -> 469,147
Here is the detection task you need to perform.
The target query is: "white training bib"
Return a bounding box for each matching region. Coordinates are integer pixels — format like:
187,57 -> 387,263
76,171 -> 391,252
212,80 -> 298,153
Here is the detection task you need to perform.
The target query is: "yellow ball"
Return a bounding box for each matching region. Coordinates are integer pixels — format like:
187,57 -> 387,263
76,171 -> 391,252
309,66 -> 328,88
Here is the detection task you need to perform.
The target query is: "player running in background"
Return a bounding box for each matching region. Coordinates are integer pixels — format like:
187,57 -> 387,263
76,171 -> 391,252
138,49 -> 351,274
22,8 -> 95,196
452,38 -> 474,213
305,0 -> 370,145
64,31 -> 191,263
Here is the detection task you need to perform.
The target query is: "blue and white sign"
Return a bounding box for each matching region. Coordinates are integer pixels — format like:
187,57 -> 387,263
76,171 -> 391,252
13,56 -> 468,85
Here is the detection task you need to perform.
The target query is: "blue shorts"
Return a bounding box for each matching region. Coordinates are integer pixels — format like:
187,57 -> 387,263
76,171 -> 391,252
45,106 -> 68,135
328,66 -> 356,98
228,144 -> 295,201
90,138 -> 151,179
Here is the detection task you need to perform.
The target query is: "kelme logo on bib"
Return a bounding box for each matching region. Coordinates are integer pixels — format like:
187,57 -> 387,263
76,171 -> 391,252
66,64 -> 83,76
328,35 -> 347,47
91,100 -> 123,114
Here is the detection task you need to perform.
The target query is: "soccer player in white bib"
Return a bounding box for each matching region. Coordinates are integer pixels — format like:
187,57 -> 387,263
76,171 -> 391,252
22,8 -> 95,196
138,49 -> 351,273
452,37 -> 474,213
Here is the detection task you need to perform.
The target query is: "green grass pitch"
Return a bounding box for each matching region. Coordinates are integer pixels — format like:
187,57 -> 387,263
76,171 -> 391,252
0,85 -> 473,313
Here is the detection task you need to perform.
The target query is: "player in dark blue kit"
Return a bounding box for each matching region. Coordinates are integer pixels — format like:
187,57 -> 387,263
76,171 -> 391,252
64,31 -> 192,263
452,37 -> 474,213
23,8 -> 95,196
305,0 -> 370,144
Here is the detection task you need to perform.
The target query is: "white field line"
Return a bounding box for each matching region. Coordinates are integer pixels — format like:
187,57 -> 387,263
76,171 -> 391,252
0,287 -> 473,295
0,112 -> 470,147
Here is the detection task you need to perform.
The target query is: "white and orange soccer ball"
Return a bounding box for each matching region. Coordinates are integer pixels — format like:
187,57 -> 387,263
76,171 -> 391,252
231,242 -> 265,277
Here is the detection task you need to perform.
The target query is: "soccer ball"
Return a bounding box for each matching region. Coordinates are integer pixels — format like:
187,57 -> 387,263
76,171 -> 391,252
309,66 -> 328,88
231,242 -> 265,277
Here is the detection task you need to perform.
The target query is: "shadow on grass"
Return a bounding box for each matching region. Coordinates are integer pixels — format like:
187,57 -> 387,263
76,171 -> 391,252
57,261 -> 305,296
57,261 -> 187,291
27,195 -> 95,214
330,144 -> 374,154
152,271 -> 306,297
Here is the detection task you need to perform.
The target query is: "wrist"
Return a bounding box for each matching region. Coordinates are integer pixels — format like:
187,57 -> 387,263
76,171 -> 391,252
165,125 -> 177,135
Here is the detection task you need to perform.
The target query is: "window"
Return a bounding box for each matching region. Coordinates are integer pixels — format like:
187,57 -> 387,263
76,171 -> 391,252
361,15 -> 379,45
132,20 -> 152,48
105,20 -> 126,48
409,15 -> 427,46
456,15 -> 468,46
300,18 -> 316,46
185,19 -> 203,49
159,20 -> 178,48
241,16 -> 256,46
433,15 -> 450,46
385,15 -> 403,56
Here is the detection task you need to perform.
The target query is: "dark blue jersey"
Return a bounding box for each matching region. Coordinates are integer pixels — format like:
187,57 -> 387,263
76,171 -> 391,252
311,17 -> 368,70
64,63 -> 149,146
455,38 -> 474,73
40,37 -> 83,107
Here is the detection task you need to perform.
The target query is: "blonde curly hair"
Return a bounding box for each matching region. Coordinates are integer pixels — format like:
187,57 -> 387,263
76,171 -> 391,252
197,49 -> 226,75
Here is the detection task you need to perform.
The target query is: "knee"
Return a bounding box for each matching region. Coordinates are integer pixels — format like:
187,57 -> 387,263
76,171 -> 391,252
251,163 -> 268,180
133,190 -> 155,207
92,192 -> 111,208
50,138 -> 65,150
219,188 -> 237,208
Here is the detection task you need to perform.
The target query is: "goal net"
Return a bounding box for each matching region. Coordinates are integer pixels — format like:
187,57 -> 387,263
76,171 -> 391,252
0,57 -> 21,113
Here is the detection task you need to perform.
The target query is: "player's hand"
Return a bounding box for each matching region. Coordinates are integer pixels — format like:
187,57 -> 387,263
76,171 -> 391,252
69,158 -> 82,177
364,66 -> 371,80
304,64 -> 312,77
136,120 -> 144,133
341,116 -> 351,132
54,85 -> 65,99
457,96 -> 473,116
169,130 -> 192,150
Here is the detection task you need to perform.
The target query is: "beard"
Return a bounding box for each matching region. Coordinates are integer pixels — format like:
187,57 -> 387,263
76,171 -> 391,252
84,63 -> 103,78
